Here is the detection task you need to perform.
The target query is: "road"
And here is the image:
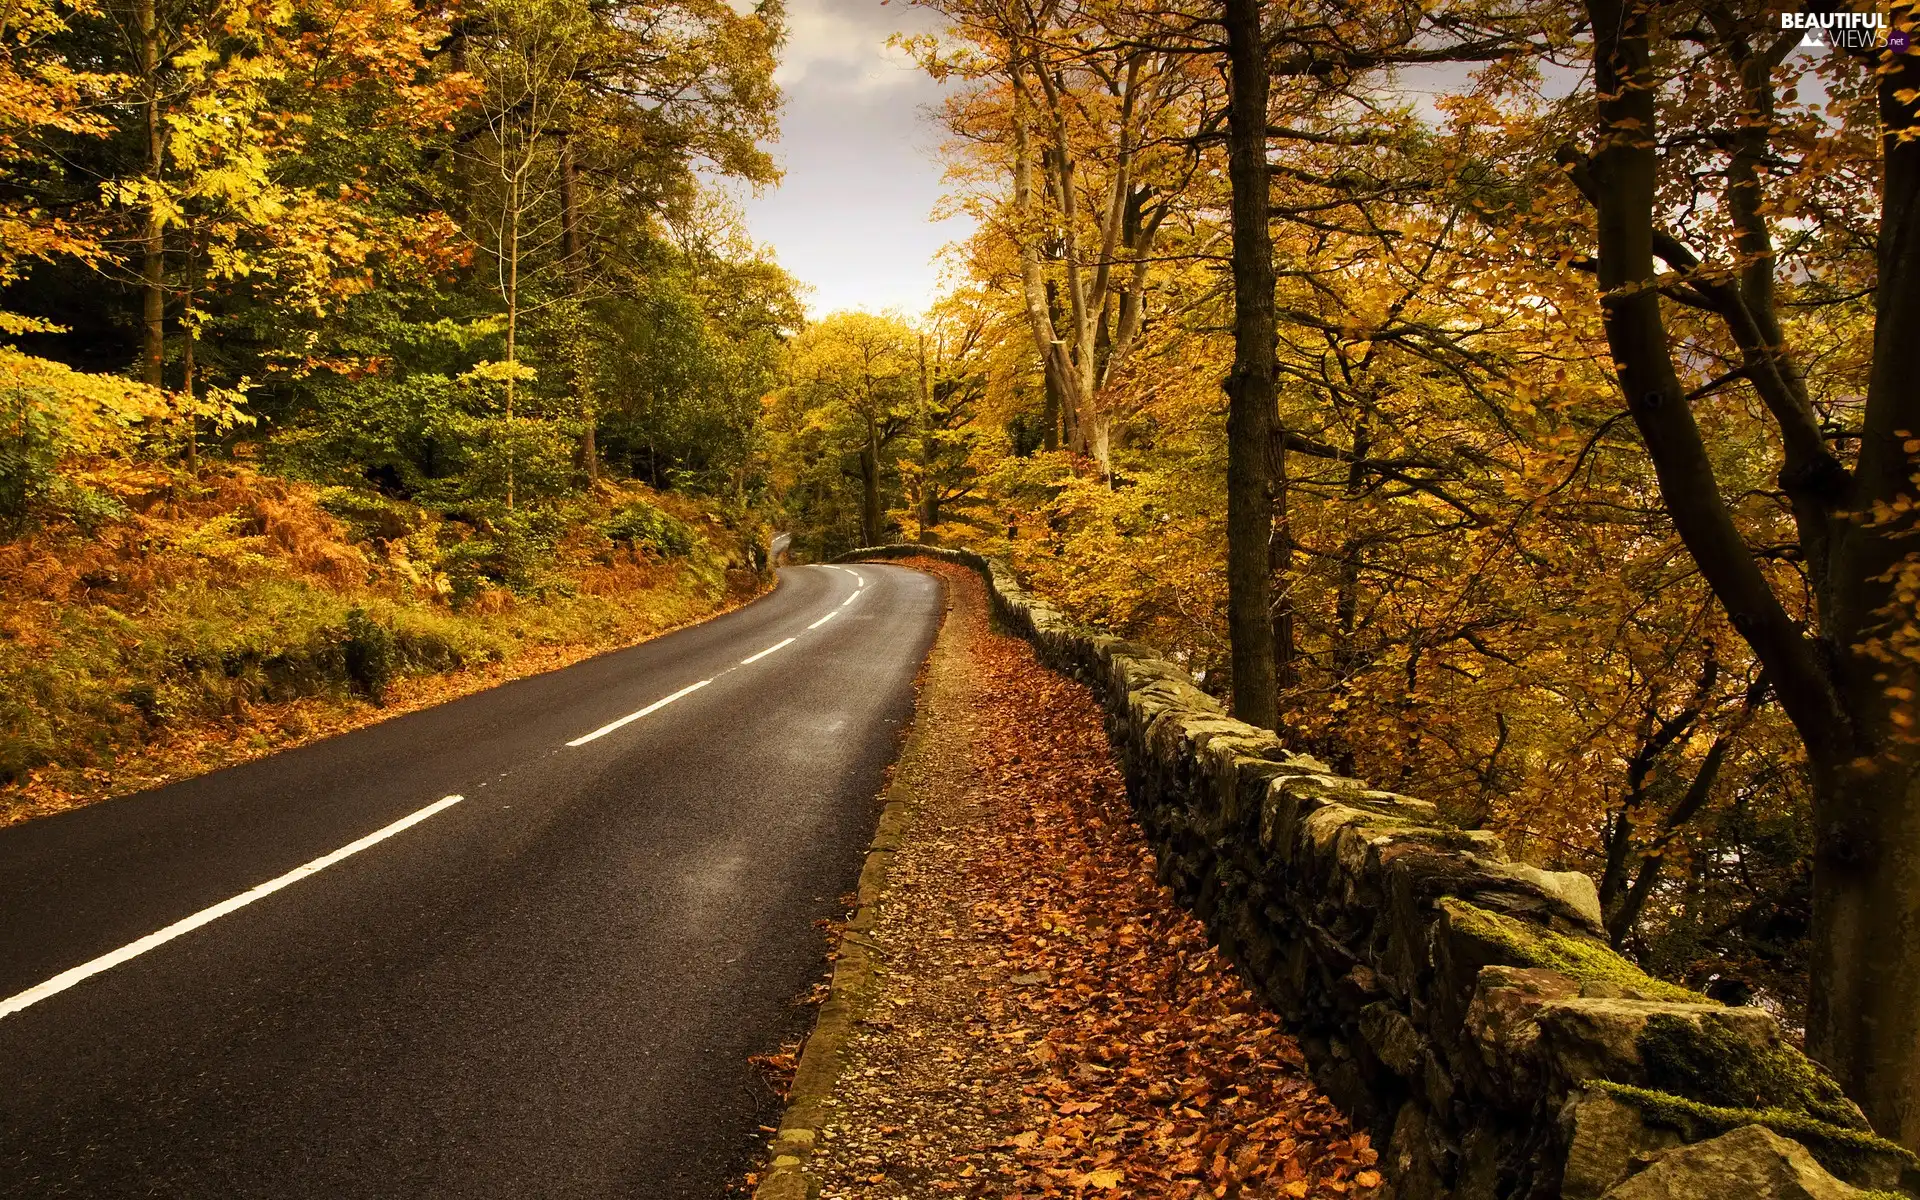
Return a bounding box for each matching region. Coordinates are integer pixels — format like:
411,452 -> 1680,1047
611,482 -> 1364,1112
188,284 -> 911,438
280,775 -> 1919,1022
0,563 -> 942,1198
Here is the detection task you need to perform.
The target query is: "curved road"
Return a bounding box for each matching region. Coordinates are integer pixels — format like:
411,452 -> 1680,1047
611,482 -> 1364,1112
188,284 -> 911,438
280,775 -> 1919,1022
0,563 -> 941,1198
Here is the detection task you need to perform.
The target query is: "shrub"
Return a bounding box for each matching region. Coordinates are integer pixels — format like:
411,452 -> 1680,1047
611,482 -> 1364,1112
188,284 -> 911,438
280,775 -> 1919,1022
600,499 -> 695,557
316,487 -> 423,542
439,508 -> 564,602
342,607 -> 396,700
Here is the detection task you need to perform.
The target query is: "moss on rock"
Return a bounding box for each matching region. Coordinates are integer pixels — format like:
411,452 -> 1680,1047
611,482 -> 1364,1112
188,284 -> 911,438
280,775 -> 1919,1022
1596,1082 -> 1918,1187
1638,1012 -> 1865,1130
1444,899 -> 1702,1003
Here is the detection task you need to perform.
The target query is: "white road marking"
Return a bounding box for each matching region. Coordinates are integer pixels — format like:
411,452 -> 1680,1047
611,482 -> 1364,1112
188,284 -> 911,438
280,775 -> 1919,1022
855,574 -> 865,588
840,592 -> 859,608
808,611 -> 838,630
566,680 -> 710,747
741,637 -> 796,665
0,794 -> 466,1023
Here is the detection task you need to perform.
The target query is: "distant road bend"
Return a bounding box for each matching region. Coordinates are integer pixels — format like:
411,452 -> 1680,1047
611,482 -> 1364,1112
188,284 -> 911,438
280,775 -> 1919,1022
0,563 -> 942,1199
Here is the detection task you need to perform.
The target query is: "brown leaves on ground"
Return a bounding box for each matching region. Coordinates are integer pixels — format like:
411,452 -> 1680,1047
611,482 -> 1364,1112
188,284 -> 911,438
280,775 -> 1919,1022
806,561 -> 1376,1200
751,1040 -> 804,1103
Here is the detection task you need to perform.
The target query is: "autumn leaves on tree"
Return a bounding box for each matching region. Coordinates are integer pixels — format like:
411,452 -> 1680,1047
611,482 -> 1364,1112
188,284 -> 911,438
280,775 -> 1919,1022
3,0 -> 790,528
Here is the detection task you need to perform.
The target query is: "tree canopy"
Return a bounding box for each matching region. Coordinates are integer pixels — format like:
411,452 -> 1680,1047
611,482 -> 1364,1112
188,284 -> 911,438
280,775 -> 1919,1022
748,0 -> 1920,1152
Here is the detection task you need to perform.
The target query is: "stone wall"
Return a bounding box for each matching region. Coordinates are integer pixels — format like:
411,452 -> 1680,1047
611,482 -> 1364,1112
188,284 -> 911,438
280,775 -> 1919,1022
836,545 -> 1919,1199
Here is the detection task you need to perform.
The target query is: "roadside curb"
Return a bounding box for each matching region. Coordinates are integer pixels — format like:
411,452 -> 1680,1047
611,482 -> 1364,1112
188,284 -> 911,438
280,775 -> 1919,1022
752,563 -> 955,1200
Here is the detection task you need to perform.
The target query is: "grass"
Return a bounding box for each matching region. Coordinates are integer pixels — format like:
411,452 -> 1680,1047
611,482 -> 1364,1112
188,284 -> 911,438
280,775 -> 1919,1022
0,465 -> 766,826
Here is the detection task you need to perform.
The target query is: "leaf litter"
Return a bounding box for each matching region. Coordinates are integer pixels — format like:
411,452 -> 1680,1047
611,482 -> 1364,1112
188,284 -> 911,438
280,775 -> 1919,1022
801,561 -> 1380,1199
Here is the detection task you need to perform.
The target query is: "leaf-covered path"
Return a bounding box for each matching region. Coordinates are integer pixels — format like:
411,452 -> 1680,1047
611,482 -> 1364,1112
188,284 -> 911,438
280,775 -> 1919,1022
798,561 -> 1382,1199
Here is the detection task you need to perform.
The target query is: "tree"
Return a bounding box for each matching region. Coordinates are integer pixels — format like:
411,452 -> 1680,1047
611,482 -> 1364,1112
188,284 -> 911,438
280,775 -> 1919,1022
1220,0 -> 1276,729
775,313 -> 919,549
906,303 -> 990,540
1561,0 -> 1920,1143
1,0 -> 171,524
519,0 -> 784,478
455,0 -> 589,506
900,0 -> 1834,1053
907,0 -> 1216,472
0,0 -> 117,300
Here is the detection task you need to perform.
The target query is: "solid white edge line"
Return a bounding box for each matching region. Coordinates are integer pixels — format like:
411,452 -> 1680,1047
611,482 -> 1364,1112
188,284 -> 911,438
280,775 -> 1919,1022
740,637 -> 796,665
566,679 -> 711,747
808,610 -> 838,630
0,793 -> 466,1022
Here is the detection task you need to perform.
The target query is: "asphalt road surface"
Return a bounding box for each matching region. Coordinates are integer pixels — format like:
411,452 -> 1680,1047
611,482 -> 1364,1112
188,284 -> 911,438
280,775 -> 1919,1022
0,563 -> 942,1199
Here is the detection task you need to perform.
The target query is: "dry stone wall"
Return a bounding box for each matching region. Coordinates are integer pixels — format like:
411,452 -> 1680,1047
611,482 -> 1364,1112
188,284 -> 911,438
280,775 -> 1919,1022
836,546 -> 1918,1199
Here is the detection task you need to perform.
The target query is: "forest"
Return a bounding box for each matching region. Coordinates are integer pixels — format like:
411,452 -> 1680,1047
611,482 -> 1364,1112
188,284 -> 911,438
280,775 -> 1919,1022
1,0 -> 794,813
771,0 -> 1920,1150
4,0 -> 1918,1160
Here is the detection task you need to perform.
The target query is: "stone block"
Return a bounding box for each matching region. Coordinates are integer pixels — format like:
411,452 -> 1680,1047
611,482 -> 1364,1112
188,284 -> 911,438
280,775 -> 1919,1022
1599,1125 -> 1866,1200
1533,998 -> 1780,1091
1361,1002 -> 1427,1078
1560,1086 -> 1684,1200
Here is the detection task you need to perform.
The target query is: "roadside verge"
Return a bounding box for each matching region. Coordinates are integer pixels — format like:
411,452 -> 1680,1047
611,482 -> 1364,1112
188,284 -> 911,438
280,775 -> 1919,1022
749,558 -> 1374,1200
751,560 -> 965,1200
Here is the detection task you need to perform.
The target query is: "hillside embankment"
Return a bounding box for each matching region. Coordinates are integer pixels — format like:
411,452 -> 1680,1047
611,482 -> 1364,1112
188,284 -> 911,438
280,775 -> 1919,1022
1,466 -> 765,826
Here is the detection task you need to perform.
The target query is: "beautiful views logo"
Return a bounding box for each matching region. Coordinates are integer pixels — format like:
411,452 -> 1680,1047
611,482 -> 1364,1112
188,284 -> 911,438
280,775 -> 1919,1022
1779,10 -> 1907,51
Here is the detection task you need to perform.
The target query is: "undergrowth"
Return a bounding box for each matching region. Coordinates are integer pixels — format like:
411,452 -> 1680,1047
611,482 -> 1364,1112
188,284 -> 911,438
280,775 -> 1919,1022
0,464 -> 765,823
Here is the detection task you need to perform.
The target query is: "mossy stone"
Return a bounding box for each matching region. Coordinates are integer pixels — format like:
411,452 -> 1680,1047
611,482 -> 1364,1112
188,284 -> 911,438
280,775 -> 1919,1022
1596,1083 -> 1919,1189
1638,1012 -> 1865,1130
1442,899 -> 1702,1003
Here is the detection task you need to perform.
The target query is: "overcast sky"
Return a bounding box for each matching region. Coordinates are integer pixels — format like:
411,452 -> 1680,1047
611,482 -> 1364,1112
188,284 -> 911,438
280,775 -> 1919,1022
739,0 -> 970,319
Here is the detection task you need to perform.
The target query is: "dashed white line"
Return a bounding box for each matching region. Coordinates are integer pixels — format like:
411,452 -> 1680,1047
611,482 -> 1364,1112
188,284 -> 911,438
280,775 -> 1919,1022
0,794 -> 466,1022
741,637 -> 796,665
4,566 -> 884,1023
572,564 -> 862,745
566,680 -> 710,747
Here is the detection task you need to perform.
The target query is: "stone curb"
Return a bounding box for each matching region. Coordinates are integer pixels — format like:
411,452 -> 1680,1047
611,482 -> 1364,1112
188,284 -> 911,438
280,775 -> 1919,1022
751,566 -> 955,1200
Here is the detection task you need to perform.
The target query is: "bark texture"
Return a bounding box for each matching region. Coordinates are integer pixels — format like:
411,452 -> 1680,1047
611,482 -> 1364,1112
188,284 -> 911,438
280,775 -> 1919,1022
1222,0 -> 1278,730
1578,0 -> 1920,1146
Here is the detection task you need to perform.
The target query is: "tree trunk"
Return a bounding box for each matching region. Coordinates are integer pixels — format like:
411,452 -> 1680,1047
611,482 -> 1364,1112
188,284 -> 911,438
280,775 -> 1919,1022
561,134 -> 597,484
918,336 -> 937,541
861,417 -> 882,546
1808,19 -> 1920,1148
560,135 -> 582,271
1085,410 -> 1111,473
1221,0 -> 1278,731
1011,68 -> 1080,463
1578,0 -> 1920,1144
504,174 -> 519,510
1045,278 -> 1077,451
1041,366 -> 1061,451
1810,763 -> 1920,1148
182,228 -> 196,475
138,0 -> 164,388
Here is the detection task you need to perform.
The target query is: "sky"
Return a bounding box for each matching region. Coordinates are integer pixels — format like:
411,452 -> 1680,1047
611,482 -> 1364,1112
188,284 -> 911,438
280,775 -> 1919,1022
738,0 -> 972,319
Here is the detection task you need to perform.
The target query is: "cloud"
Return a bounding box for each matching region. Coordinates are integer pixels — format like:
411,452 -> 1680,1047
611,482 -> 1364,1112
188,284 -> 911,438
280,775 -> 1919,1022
742,0 -> 976,317
777,0 -> 928,92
